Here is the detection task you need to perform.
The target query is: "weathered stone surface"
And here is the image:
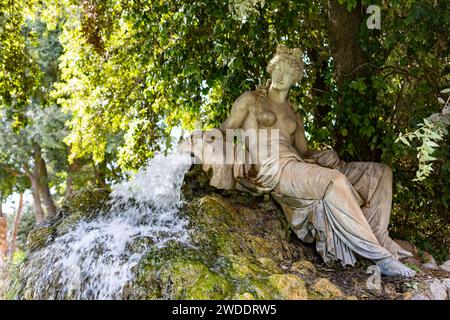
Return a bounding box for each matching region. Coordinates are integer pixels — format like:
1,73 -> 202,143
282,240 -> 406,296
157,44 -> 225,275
5,186 -> 328,300
426,279 -> 448,300
268,274 -> 308,300
421,251 -> 439,270
3,178 -> 445,301
126,192 -> 313,300
404,279 -> 449,300
411,293 -> 430,300
439,260 -> 450,272
63,188 -> 110,217
441,278 -> 450,297
291,260 -> 317,275
233,292 -> 256,300
27,226 -> 56,252
422,262 -> 439,270
310,278 -> 343,299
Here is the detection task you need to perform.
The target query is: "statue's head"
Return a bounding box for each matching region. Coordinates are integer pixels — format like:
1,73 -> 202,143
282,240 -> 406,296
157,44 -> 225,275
266,44 -> 304,90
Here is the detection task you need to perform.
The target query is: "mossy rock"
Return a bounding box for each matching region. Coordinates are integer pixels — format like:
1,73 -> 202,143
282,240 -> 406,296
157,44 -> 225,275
62,188 -> 111,220
310,278 -> 344,299
291,260 -> 317,275
9,177 -> 355,300
25,188 -> 111,253
27,226 -> 56,252
268,274 -> 308,300
159,259 -> 232,299
126,193 -> 316,300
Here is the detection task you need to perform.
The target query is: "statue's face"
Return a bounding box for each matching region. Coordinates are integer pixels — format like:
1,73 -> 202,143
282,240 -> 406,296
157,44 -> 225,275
270,60 -> 297,91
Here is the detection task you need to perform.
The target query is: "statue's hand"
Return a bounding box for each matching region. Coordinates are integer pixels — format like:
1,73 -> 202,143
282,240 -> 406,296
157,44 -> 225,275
311,150 -> 342,169
177,129 -> 226,162
177,132 -> 203,156
177,136 -> 193,155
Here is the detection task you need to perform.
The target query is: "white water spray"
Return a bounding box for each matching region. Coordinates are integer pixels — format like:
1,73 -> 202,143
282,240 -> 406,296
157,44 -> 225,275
21,153 -> 193,299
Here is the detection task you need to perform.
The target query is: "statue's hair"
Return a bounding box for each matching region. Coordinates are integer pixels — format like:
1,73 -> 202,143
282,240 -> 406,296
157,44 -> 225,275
266,44 -> 304,83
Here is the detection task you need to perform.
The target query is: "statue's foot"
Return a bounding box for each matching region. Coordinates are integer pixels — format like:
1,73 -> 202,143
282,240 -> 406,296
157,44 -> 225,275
375,257 -> 416,277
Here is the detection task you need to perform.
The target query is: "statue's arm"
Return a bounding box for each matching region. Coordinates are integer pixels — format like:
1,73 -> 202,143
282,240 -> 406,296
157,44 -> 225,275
293,112 -> 343,167
293,112 -> 319,158
221,91 -> 253,130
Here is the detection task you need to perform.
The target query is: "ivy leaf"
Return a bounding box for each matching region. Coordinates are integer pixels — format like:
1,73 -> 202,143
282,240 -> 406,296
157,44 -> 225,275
396,136 -> 411,147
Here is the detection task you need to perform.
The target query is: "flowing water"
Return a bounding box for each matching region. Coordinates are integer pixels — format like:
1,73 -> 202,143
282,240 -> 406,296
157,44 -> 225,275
21,153 -> 193,299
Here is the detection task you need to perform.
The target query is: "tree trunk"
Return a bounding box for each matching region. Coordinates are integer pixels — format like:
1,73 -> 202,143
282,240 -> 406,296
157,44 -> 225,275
0,199 -> 8,261
92,160 -> 106,188
327,0 -> 369,89
24,164 -> 45,223
65,171 -> 73,201
8,193 -> 23,258
326,1 -> 381,161
308,48 -> 331,129
33,142 -> 57,217
64,159 -> 80,201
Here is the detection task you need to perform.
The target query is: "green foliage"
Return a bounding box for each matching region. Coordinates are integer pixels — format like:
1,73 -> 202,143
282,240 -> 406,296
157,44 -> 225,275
229,0 -> 266,22
0,0 -> 449,259
46,0 -> 330,171
0,0 -> 40,116
16,205 -> 36,251
396,91 -> 449,181
320,1 -> 450,258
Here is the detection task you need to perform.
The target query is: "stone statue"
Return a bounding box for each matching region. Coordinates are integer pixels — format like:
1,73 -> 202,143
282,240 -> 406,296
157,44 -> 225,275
178,44 -> 416,277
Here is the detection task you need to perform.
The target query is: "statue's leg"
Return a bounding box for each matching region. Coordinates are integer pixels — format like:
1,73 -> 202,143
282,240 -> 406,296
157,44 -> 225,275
274,161 -> 392,263
274,160 -> 415,277
337,162 -> 412,259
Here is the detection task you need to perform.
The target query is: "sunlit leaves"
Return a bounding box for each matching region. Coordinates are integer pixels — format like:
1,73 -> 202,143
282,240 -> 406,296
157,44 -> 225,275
396,93 -> 450,181
0,0 -> 40,115
229,0 -> 265,22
